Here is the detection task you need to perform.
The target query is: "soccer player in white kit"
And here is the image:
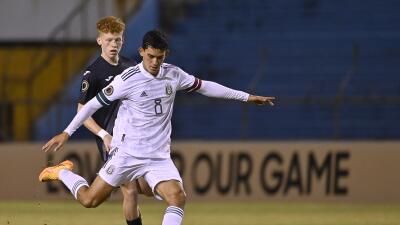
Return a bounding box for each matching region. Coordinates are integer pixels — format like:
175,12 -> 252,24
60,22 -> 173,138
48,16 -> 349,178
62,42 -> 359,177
39,30 -> 275,225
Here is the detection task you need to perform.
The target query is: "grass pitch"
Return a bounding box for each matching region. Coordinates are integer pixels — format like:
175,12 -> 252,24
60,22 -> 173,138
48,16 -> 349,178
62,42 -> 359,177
1,201 -> 400,225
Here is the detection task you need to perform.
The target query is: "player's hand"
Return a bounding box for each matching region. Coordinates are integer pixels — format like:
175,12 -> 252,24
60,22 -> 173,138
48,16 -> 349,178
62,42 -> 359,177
102,134 -> 113,152
42,132 -> 69,152
248,95 -> 275,106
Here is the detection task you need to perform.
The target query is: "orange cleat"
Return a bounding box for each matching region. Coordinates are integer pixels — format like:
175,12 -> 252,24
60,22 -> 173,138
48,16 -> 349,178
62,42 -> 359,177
38,160 -> 74,182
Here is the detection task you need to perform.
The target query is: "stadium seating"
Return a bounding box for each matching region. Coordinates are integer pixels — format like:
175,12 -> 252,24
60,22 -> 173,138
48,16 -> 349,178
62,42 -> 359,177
35,0 -> 400,140
167,0 -> 400,139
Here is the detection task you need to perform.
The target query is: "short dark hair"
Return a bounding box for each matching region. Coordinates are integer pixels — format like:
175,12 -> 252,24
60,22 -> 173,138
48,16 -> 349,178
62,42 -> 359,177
142,29 -> 169,50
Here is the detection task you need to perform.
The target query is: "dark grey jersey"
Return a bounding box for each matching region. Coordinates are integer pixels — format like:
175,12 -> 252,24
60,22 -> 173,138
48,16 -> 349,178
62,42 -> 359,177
78,55 -> 136,160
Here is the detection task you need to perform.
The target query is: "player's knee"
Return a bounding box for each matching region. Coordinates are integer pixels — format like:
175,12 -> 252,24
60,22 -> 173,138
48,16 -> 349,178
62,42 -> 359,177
80,196 -> 101,208
164,188 -> 186,206
121,184 -> 139,199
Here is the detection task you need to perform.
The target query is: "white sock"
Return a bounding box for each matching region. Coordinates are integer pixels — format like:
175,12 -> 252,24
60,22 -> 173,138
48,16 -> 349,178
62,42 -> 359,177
59,169 -> 88,199
162,206 -> 184,225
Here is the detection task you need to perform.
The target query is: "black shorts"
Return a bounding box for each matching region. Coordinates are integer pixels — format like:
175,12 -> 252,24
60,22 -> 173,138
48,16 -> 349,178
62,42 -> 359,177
95,137 -> 108,162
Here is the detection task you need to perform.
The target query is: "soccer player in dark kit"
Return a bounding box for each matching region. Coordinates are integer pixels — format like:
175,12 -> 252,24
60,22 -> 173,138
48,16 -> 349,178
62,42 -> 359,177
77,16 -> 151,225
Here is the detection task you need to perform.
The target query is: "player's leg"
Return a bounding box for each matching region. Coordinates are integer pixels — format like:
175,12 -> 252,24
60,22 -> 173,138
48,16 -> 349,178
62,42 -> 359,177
156,180 -> 186,207
120,177 -> 153,225
76,175 -> 114,208
156,180 -> 186,225
99,142 -> 143,225
143,158 -> 185,225
121,181 -> 142,225
39,160 -> 114,208
136,176 -> 154,197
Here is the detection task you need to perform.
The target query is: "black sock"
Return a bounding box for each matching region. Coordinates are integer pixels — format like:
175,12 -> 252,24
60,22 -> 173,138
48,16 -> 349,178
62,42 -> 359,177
126,216 -> 142,225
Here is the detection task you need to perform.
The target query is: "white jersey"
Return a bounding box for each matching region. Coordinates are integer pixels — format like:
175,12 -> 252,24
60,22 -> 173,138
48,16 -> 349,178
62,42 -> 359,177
64,62 -> 249,158
95,62 -> 201,158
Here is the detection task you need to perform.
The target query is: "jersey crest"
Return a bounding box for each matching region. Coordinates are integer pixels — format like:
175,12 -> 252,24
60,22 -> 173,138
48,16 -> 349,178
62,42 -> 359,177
165,83 -> 173,95
104,86 -> 114,96
81,80 -> 89,92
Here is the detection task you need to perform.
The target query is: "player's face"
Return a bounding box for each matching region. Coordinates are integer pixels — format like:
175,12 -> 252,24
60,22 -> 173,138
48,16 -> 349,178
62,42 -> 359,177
97,32 -> 123,62
139,47 -> 167,75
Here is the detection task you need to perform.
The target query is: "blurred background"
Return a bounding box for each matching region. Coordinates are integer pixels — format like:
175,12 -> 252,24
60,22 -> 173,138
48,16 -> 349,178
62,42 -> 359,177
1,0 -> 399,142
1,0 -> 400,224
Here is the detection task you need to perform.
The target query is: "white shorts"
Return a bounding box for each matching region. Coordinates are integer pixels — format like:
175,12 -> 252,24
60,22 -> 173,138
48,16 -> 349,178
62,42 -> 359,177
98,147 -> 182,200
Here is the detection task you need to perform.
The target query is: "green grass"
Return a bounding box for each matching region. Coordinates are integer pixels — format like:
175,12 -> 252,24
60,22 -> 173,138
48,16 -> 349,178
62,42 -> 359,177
1,201 -> 400,225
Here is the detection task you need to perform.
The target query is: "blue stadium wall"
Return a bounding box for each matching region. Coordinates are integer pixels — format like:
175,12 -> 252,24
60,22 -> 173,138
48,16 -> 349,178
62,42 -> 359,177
35,0 -> 400,140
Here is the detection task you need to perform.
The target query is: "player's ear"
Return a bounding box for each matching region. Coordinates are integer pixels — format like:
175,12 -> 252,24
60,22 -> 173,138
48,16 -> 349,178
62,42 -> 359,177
139,47 -> 145,56
97,36 -> 102,46
165,50 -> 170,57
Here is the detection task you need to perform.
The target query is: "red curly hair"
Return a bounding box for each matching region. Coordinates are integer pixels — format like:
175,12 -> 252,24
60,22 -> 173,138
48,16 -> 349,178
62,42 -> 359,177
96,16 -> 125,34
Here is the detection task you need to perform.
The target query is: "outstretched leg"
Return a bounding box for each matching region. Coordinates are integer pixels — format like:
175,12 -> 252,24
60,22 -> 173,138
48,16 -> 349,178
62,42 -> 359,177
39,160 -> 114,208
75,175 -> 114,208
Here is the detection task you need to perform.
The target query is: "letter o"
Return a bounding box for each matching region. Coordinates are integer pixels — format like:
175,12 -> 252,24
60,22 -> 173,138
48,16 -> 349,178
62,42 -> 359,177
191,153 -> 213,195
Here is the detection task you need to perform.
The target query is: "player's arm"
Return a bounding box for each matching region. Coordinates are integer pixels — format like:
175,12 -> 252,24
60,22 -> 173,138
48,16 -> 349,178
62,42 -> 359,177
42,97 -> 104,152
77,103 -> 112,151
42,75 -> 127,152
76,69 -> 112,147
196,80 -> 275,105
177,66 -> 275,105
77,70 -> 111,148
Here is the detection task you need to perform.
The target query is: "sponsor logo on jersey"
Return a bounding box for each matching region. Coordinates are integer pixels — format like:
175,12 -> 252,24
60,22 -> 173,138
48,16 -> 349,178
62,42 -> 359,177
83,71 -> 91,76
105,76 -> 113,82
140,91 -> 148,97
166,83 -> 173,95
81,80 -> 89,92
104,85 -> 114,96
